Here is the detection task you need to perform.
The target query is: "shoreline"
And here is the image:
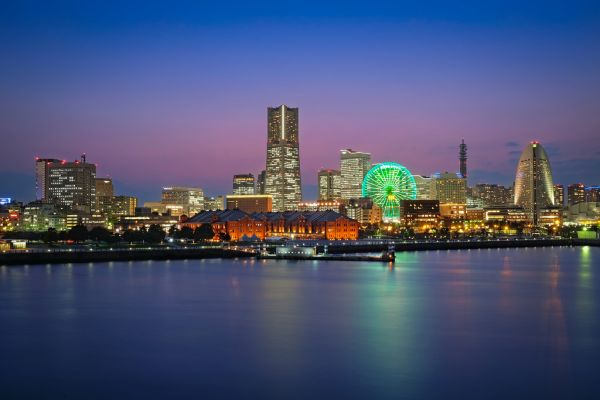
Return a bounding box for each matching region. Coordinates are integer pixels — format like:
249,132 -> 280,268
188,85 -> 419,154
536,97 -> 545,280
0,238 -> 598,266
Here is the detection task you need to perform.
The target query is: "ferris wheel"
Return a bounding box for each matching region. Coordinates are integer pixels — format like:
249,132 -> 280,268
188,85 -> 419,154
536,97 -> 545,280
361,162 -> 417,222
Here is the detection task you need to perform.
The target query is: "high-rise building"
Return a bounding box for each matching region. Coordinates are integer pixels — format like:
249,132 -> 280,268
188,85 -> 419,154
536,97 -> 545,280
586,186 -> 600,203
46,155 -> 97,213
112,195 -> 137,217
95,178 -> 114,215
472,184 -> 512,206
35,157 -> 61,200
567,183 -> 586,206
161,187 -> 204,216
264,105 -> 302,211
459,139 -> 468,179
413,175 -> 436,200
553,184 -> 564,208
233,174 -> 255,195
204,195 -> 225,211
256,170 -> 266,195
513,141 -> 555,224
318,169 -> 341,201
434,172 -> 467,204
340,149 -> 371,200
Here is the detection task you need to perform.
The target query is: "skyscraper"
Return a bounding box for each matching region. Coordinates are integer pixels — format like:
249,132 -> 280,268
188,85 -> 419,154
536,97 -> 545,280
233,174 -> 255,195
340,149 -> 371,200
434,172 -> 467,204
459,139 -> 468,179
513,141 -> 555,224
256,170 -> 266,195
318,169 -> 341,201
567,183 -> 586,206
46,155 -> 97,213
264,105 -> 302,211
35,157 -> 61,200
95,177 -> 114,215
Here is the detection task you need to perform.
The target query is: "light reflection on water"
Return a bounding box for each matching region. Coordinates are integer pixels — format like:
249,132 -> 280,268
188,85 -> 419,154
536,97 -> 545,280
0,247 -> 598,399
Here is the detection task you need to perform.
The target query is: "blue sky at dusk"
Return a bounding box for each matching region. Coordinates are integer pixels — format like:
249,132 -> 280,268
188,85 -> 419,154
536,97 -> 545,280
1,1 -> 599,202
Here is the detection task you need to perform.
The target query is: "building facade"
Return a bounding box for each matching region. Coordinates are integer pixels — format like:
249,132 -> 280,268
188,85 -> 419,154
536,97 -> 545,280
567,183 -> 586,206
35,157 -> 61,200
112,195 -> 137,217
161,187 -> 204,216
264,105 -> 302,211
413,175 -> 435,200
513,141 -> 555,225
318,169 -> 341,201
256,170 -> 266,195
401,200 -> 440,232
553,184 -> 564,208
95,177 -> 114,215
471,184 -> 512,207
45,156 -> 97,213
434,172 -> 467,204
232,174 -> 255,195
340,149 -> 371,200
226,195 -> 273,213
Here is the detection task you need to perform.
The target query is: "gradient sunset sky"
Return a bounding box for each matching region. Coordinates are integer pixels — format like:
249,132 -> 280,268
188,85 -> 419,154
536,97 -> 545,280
1,1 -> 599,202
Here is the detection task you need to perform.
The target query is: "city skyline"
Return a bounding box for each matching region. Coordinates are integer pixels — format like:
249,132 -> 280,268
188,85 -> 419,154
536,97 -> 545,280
1,1 -> 599,202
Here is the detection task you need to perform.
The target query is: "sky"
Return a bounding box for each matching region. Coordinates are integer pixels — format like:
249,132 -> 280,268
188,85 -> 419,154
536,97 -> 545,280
1,0 -> 599,203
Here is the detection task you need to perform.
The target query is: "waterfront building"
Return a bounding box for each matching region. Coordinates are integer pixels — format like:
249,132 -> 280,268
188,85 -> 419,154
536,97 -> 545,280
114,214 -> 179,234
182,210 -> 359,241
340,149 -> 371,200
298,201 -> 344,213
161,187 -> 204,216
112,196 -> 137,217
400,200 -> 440,232
21,201 -> 66,231
538,207 -> 562,227
459,139 -> 468,179
318,169 -> 341,201
513,141 -> 555,225
204,196 -> 225,211
564,202 -> 600,224
46,155 -> 97,214
226,195 -> 273,213
95,178 -> 114,215
35,157 -> 61,200
264,105 -> 302,211
344,198 -> 382,225
553,184 -> 564,208
434,172 -> 467,205
472,184 -> 512,207
484,205 -> 529,224
413,175 -> 436,200
567,183 -> 586,206
439,203 -> 467,220
232,174 -> 255,195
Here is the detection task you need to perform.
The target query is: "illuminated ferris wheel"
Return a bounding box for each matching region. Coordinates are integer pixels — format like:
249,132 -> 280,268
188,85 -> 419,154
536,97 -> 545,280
362,162 -> 417,222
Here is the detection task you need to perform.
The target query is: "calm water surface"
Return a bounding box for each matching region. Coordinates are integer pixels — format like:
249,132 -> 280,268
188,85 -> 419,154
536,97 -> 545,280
0,247 -> 598,399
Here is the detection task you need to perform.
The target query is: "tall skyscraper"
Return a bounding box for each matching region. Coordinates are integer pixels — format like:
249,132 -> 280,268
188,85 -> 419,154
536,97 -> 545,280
340,149 -> 371,200
567,183 -> 586,206
35,157 -> 61,200
459,139 -> 468,179
264,105 -> 302,211
46,155 -> 97,213
513,141 -> 555,224
318,169 -> 341,201
233,174 -> 255,195
553,184 -> 564,208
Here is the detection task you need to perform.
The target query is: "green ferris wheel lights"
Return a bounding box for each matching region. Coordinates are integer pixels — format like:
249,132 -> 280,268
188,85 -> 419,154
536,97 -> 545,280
361,162 -> 417,222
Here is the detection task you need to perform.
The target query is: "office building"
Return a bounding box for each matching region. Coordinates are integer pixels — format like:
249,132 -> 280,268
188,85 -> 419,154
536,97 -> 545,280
513,141 -> 555,225
340,149 -> 371,200
204,195 -> 225,211
226,195 -> 272,213
264,105 -> 302,211
46,155 -> 97,213
471,184 -> 512,207
297,201 -> 344,213
161,187 -> 204,216
401,200 -> 440,232
434,172 -> 467,204
318,169 -> 341,201
413,175 -> 435,200
112,196 -> 137,217
35,157 -> 61,200
256,170 -> 266,195
567,183 -> 586,206
95,178 -> 114,215
553,184 -> 564,208
586,186 -> 600,203
233,174 -> 255,195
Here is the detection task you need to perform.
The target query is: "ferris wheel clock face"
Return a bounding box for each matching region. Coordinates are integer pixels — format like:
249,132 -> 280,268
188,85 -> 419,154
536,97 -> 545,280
361,162 -> 417,222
